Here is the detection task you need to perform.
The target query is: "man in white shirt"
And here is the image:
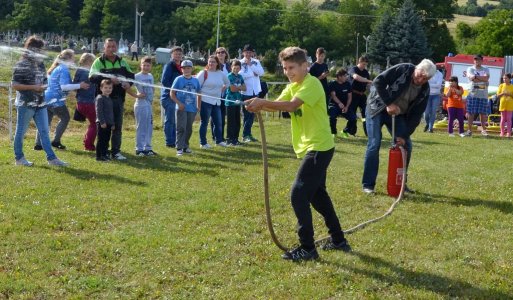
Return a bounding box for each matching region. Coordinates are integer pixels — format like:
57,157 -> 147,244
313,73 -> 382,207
239,44 -> 264,142
424,67 -> 443,133
130,43 -> 138,61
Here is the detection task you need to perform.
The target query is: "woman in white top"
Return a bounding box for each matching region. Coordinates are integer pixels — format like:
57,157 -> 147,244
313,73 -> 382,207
197,55 -> 230,148
213,47 -> 231,141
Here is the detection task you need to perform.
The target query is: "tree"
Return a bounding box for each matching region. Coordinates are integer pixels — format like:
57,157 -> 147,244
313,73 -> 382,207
465,9 -> 513,56
275,0 -> 317,48
375,0 -> 456,62
101,0 -> 134,40
79,0 -> 105,38
387,0 -> 431,64
9,0 -> 74,33
368,12 -> 395,66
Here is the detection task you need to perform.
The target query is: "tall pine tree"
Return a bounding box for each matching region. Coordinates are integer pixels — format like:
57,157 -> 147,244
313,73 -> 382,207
368,11 -> 394,67
388,0 -> 431,64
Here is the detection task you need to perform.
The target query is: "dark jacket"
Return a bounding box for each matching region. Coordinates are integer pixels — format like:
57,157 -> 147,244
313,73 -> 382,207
367,63 -> 429,137
160,60 -> 183,102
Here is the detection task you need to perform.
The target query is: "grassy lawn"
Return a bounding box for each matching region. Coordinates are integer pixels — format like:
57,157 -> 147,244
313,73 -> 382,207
1,102 -> 512,298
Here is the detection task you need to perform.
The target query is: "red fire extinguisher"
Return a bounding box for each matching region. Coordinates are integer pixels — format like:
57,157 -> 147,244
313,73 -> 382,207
387,115 -> 405,197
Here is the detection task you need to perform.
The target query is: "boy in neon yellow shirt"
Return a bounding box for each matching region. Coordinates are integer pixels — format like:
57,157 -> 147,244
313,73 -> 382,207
245,47 -> 351,262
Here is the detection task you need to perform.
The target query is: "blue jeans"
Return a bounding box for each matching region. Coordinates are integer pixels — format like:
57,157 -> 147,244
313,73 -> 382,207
242,95 -> 255,137
14,106 -> 57,161
161,97 -> 176,146
362,110 -> 412,189
199,102 -> 222,145
424,94 -> 440,131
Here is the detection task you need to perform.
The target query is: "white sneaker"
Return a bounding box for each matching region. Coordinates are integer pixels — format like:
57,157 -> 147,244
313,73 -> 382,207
362,188 -> 375,194
448,133 -> 455,137
15,157 -> 34,167
113,153 -> 127,160
200,143 -> 212,149
481,130 -> 489,136
184,148 -> 193,154
176,149 -> 183,156
48,158 -> 68,166
216,141 -> 228,147
459,133 -> 466,138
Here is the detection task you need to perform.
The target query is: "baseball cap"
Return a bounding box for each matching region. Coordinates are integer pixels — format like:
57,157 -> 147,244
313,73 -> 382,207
181,60 -> 193,67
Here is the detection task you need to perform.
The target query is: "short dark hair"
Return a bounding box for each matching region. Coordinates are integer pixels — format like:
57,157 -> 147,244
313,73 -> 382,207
231,60 -> 241,67
24,35 -> 44,50
316,47 -> 326,54
101,79 -> 113,87
449,76 -> 458,84
104,38 -> 116,44
336,68 -> 347,77
358,56 -> 369,63
279,47 -> 307,64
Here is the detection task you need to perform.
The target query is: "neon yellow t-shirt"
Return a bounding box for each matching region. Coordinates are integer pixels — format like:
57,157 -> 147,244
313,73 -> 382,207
498,83 -> 513,112
279,74 -> 334,158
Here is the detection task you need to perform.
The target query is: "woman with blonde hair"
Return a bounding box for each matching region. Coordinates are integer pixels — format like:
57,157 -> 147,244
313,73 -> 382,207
34,49 -> 89,150
74,53 -> 98,150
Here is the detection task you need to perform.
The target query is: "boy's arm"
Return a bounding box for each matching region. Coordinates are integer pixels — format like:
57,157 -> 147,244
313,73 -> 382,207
245,97 -> 303,113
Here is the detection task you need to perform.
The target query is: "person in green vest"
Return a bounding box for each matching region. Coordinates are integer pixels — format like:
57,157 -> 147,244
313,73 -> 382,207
89,38 -> 134,160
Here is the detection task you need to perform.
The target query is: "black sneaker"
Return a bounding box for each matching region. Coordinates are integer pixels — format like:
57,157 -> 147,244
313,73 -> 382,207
404,185 -> 415,194
145,150 -> 158,156
321,238 -> 352,252
136,150 -> 146,157
33,144 -> 43,151
166,144 -> 176,148
281,246 -> 319,262
96,156 -> 108,162
51,141 -> 66,150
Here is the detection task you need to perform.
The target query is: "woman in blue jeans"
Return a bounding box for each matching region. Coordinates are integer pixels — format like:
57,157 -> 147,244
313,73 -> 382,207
196,55 -> 230,149
12,35 -> 68,167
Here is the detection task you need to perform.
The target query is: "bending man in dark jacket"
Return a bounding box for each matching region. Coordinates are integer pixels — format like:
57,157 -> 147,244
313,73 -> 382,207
362,59 -> 436,194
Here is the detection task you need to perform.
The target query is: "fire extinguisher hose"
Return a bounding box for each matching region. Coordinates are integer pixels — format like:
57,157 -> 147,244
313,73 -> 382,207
256,113 -> 408,251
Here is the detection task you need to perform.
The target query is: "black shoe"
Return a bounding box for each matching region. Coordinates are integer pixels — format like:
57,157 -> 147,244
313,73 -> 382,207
166,144 -> 176,148
51,141 -> 66,150
136,150 -> 146,157
33,144 -> 43,151
321,238 -> 352,252
145,150 -> 158,156
96,156 -> 108,162
281,246 -> 319,262
423,125 -> 428,132
428,129 -> 433,133
404,185 -> 415,194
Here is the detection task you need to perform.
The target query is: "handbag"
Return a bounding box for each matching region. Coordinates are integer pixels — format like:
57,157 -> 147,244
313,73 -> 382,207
73,107 -> 86,122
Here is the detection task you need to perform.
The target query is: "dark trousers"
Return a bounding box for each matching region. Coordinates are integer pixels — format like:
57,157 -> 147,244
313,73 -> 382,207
242,95 -> 255,137
349,92 -> 367,136
328,104 -> 357,135
96,123 -> 112,158
111,97 -> 124,155
226,105 -> 241,143
131,52 -> 138,61
291,148 -> 345,249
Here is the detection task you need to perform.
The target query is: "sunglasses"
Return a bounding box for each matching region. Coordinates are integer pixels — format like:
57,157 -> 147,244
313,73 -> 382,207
216,51 -> 226,54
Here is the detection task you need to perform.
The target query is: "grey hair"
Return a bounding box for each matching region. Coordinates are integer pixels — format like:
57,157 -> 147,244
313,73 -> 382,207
415,59 -> 436,79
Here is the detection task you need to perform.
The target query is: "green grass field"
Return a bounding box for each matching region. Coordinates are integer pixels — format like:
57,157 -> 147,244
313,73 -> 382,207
1,101 -> 513,298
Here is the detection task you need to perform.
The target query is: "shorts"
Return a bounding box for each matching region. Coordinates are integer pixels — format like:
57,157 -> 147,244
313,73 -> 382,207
466,96 -> 490,114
